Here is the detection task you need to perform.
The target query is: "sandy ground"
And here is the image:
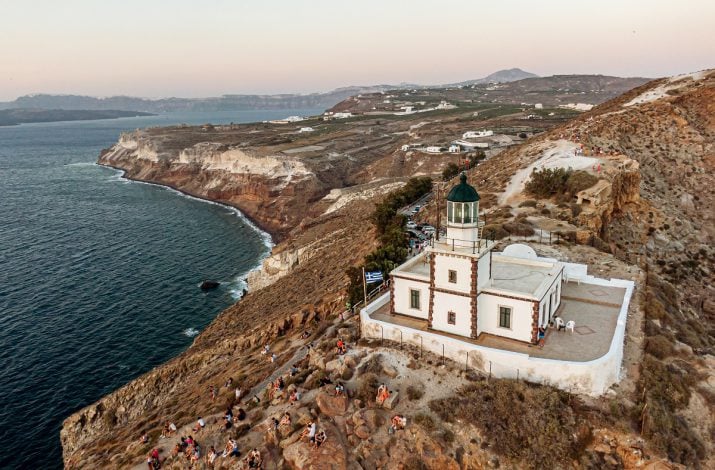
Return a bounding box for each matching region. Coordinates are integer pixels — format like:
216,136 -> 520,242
499,139 -> 600,206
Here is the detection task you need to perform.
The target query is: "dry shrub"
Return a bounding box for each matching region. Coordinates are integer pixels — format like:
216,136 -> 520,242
355,372 -> 379,404
358,354 -> 383,375
429,380 -> 584,469
503,221 -> 534,236
519,200 -> 538,208
644,335 -> 673,359
483,224 -> 508,240
636,355 -> 704,466
413,413 -> 436,431
406,385 -> 424,401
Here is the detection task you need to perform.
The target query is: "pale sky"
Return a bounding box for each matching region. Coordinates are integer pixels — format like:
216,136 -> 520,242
0,0 -> 713,100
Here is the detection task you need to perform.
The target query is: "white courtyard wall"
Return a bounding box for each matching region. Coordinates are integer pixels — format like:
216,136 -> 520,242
433,255 -> 472,294
432,291 -> 472,337
392,277 -> 429,319
477,252 -> 491,289
538,274 -> 563,325
478,294 -> 534,342
362,275 -> 634,396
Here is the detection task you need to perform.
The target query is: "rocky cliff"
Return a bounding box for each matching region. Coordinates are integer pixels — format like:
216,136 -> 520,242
62,72 -> 715,469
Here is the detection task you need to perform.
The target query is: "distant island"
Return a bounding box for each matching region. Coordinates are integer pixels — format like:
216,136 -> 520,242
0,108 -> 154,126
0,68 -> 547,113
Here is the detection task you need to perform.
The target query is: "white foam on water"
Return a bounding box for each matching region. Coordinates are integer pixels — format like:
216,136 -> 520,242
183,327 -> 200,337
64,162 -> 97,167
101,164 -> 274,294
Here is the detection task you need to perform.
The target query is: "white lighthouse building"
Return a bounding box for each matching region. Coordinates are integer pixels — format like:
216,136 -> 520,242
389,173 -> 564,344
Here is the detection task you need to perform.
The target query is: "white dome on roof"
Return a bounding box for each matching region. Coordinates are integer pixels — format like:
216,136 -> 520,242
502,244 -> 537,259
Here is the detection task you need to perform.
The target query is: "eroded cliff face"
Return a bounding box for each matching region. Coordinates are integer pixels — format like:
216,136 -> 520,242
100,132 -> 323,240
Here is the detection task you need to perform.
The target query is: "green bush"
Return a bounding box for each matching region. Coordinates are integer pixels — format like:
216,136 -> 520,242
442,162 -> 460,181
347,177 -> 432,305
525,168 -> 598,199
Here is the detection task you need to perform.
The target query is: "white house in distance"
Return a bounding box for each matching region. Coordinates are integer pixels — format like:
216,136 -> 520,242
360,173 -> 635,395
463,130 -> 493,139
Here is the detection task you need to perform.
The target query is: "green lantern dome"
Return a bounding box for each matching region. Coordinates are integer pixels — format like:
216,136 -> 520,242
446,173 -> 480,203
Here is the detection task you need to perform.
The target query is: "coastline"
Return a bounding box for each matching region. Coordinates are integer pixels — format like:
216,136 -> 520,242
98,162 -> 274,298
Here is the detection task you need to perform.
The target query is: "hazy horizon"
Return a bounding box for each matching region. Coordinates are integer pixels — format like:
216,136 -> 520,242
1,0 -> 713,101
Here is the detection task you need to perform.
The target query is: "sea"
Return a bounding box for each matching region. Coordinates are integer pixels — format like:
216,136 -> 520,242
0,109 -> 322,469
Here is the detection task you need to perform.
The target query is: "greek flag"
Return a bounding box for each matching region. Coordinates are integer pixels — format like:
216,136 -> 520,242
365,271 -> 383,283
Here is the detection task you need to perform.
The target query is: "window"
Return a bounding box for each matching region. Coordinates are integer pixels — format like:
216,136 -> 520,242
499,306 -> 512,329
447,311 -> 456,325
448,270 -> 457,283
410,289 -> 420,309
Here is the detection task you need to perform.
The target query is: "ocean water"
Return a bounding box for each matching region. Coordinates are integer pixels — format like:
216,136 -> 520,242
0,109 -> 322,468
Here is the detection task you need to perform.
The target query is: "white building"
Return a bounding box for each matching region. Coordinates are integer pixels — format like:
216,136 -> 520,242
387,173 -> 562,342
534,103 -> 544,109
463,130 -> 493,139
424,146 -> 443,154
360,173 -> 635,395
451,139 -> 489,151
448,144 -> 461,153
299,127 -> 315,133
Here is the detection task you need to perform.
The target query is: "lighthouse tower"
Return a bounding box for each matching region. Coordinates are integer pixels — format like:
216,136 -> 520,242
445,172 -> 482,246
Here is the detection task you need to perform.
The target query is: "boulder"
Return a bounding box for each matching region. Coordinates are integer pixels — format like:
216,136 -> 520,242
200,280 -> 220,290
382,391 -> 399,410
382,364 -> 399,378
387,427 -> 459,470
283,423 -> 348,470
354,425 -> 370,440
316,391 -> 348,417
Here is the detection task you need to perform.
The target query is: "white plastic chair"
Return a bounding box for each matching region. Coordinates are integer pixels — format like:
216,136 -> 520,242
555,317 -> 565,331
566,320 -> 575,333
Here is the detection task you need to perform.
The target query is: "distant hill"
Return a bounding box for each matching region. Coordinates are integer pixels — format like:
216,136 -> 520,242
0,69 -> 651,114
0,108 -> 153,126
446,68 -> 539,87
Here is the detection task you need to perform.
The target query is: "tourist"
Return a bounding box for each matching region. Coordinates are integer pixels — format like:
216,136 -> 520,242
300,421 -> 316,443
225,377 -> 233,389
314,430 -> 327,449
290,364 -> 299,376
261,344 -> 270,355
289,389 -> 300,404
336,338 -> 346,355
235,386 -> 243,401
272,416 -> 280,431
171,443 -> 182,457
139,431 -> 149,444
538,327 -> 546,348
193,417 -> 205,433
207,445 -> 217,465
271,352 -> 277,363
229,438 -> 240,457
390,415 -> 407,432
209,385 -> 216,402
236,407 -> 246,421
190,444 -> 201,464
376,384 -> 390,405
279,412 -> 291,432
335,382 -> 345,396
247,448 -> 262,468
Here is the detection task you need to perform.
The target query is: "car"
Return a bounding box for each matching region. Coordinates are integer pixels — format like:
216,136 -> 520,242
412,205 -> 421,213
406,221 -> 417,229
422,225 -> 436,234
406,229 -> 426,240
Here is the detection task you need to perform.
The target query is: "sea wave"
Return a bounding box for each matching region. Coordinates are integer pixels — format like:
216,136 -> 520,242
64,162 -> 98,167
183,328 -> 200,337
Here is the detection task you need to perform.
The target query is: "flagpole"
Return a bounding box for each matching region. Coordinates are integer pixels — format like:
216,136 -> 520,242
362,266 -> 367,307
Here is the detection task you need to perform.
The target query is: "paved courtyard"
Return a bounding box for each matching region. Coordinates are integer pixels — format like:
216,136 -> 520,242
369,280 -> 625,362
